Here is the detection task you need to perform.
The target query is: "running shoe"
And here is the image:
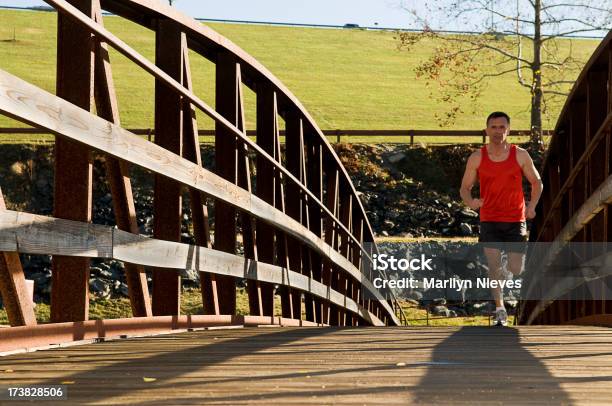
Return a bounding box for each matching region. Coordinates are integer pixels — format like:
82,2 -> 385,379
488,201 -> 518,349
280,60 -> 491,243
494,308 -> 508,326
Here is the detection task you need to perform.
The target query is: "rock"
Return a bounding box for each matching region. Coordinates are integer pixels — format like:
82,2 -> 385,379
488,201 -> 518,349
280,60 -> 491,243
387,210 -> 400,220
449,307 -> 467,317
459,223 -> 472,236
470,302 -> 495,315
180,267 -> 199,281
91,267 -> 113,279
459,208 -> 479,218
387,152 -> 406,163
433,298 -> 447,306
438,218 -> 455,228
432,305 -> 450,317
406,290 -> 422,301
119,283 -> 129,297
90,278 -> 111,298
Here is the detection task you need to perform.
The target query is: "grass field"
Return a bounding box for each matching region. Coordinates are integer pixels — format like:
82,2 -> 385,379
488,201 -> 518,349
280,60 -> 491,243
0,9 -> 601,138
398,300 -> 514,327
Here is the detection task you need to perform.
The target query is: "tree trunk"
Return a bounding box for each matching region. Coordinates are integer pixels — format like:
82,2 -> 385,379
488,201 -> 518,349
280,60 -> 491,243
530,0 -> 544,149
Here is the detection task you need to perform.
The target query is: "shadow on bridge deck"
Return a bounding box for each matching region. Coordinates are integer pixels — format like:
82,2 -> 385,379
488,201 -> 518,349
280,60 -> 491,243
1,325 -> 612,404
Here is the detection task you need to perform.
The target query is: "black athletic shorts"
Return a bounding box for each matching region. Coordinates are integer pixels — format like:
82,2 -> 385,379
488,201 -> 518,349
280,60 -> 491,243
479,221 -> 527,253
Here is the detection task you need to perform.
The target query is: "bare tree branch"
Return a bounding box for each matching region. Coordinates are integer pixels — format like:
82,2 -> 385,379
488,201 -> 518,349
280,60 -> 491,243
542,28 -> 610,41
543,90 -> 571,96
541,3 -> 611,13
397,0 -> 600,143
442,35 -> 532,65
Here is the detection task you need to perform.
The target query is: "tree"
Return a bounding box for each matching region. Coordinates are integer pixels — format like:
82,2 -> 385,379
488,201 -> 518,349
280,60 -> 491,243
397,0 -> 612,147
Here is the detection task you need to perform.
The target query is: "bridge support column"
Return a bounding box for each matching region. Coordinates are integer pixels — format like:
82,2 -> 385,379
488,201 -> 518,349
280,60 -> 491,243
151,19 -> 185,316
51,0 -> 94,323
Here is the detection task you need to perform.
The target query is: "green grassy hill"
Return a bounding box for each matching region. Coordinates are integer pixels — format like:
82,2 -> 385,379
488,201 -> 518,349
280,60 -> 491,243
0,9 -> 601,133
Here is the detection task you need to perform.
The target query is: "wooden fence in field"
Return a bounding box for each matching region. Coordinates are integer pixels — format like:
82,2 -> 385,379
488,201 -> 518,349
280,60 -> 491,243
0,127 -> 552,144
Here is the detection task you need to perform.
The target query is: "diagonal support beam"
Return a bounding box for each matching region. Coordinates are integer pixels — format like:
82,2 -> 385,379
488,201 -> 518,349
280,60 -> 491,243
179,44 -> 216,316
0,188 -> 36,326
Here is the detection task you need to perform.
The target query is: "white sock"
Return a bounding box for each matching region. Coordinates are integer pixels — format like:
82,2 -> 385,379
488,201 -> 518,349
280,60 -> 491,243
496,306 -> 505,312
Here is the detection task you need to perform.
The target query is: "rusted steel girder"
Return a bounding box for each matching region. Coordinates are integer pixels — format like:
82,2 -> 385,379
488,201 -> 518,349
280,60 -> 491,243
0,0 -> 405,334
519,31 -> 612,326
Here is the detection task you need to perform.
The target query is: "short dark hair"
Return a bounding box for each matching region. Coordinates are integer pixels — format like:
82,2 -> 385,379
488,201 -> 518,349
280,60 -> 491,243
486,111 -> 510,125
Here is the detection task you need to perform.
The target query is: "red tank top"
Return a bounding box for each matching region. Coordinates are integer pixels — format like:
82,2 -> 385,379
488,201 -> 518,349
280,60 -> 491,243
478,144 -> 525,222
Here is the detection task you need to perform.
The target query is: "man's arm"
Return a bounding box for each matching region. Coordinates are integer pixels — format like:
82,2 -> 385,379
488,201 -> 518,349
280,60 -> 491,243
519,149 -> 543,220
460,151 -> 482,210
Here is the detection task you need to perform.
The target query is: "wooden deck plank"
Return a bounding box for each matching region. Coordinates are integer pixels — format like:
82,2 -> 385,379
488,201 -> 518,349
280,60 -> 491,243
1,326 -> 612,404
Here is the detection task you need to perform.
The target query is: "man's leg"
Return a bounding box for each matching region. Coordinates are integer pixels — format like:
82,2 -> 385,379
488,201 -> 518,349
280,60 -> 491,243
483,247 -> 504,308
507,251 -> 525,277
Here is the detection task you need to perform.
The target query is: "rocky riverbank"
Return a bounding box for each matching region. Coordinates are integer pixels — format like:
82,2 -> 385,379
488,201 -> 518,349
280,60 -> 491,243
0,142 -> 526,309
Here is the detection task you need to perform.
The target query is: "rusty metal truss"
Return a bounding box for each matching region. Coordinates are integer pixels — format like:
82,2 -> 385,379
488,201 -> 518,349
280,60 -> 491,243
0,0 -> 406,350
518,31 -> 612,326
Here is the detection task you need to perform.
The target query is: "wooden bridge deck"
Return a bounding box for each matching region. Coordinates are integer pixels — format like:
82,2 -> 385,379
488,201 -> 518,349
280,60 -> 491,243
1,325 -> 612,404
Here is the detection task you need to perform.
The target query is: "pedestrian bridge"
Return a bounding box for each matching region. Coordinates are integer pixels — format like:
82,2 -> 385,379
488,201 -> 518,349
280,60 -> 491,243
1,0 -> 612,403
2,326 -> 612,404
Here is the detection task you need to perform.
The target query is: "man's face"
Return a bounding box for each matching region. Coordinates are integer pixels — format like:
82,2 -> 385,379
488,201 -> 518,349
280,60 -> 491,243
486,117 -> 510,144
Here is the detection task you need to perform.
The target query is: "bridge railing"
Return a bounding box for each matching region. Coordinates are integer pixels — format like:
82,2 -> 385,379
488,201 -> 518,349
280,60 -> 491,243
518,30 -> 612,326
0,0 -> 405,344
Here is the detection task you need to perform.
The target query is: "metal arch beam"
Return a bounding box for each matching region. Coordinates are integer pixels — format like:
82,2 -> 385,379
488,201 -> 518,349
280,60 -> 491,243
520,30 -> 612,326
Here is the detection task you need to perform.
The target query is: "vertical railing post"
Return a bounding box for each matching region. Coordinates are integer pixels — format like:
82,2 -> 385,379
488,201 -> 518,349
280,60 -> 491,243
338,186 -> 353,326
212,50 -> 240,315
324,168 -> 340,325
151,19 -> 184,316
351,214 -> 364,326
284,111 -> 305,320
253,82 -> 277,316
51,0 -> 94,323
306,136 -> 324,324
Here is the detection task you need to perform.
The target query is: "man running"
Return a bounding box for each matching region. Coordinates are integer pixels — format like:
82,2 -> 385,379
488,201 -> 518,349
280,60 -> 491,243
460,112 -> 543,326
